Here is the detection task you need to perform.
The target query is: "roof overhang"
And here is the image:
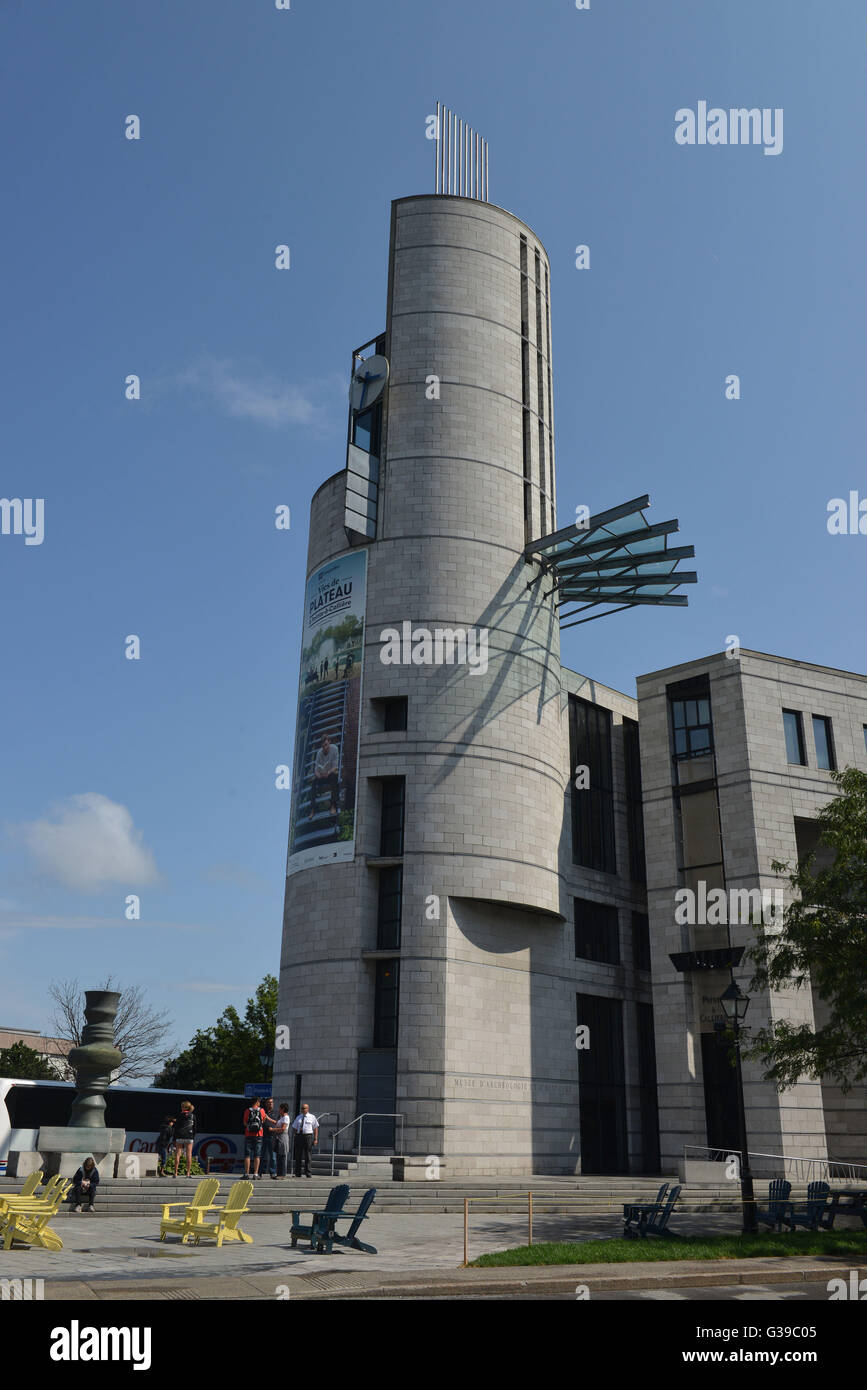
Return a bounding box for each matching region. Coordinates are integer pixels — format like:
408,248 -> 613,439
525,494 -> 696,627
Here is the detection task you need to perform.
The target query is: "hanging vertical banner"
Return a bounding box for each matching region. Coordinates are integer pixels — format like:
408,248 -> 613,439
287,550 -> 367,876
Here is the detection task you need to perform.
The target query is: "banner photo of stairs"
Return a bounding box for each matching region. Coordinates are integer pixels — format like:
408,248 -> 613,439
287,551 -> 367,874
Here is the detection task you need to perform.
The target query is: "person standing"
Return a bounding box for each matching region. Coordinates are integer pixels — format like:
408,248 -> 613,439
261,1096 -> 279,1179
156,1115 -> 175,1176
292,1103 -> 319,1178
275,1103 -> 292,1178
243,1096 -> 265,1179
173,1101 -> 196,1177
69,1156 -> 100,1212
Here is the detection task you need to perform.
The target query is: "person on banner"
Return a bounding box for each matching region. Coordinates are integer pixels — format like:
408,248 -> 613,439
308,733 -> 339,820
291,1103 -> 319,1178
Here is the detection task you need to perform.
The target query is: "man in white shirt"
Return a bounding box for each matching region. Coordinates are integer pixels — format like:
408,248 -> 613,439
292,1103 -> 319,1178
309,734 -> 340,819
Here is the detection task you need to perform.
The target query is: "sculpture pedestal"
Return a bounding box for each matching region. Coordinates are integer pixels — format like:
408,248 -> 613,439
37,1127 -> 126,1179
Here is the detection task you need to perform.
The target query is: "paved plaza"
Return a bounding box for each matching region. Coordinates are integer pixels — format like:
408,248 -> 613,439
2,1208 -> 862,1301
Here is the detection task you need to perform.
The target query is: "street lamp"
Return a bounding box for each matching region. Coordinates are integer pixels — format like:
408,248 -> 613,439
259,1047 -> 274,1077
719,978 -> 758,1235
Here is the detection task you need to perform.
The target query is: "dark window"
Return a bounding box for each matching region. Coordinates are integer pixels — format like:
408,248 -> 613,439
574,898 -> 619,965
569,696 -> 616,874
623,717 -> 646,884
575,994 -> 627,1174
671,695 -> 713,759
383,698 -> 407,732
863,725 -> 867,755
352,402 -> 381,456
373,960 -> 399,1048
631,911 -> 651,972
783,709 -> 806,766
377,866 -> 402,950
379,778 -> 405,857
812,714 -> 836,771
636,1002 -> 661,1173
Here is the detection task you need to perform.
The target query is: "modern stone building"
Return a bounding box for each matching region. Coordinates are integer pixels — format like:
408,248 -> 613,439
275,180 -> 866,1177
637,649 -> 867,1175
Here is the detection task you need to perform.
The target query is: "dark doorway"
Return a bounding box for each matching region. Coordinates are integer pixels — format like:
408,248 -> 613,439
355,1049 -> 397,1148
700,1032 -> 740,1151
576,993 -> 628,1173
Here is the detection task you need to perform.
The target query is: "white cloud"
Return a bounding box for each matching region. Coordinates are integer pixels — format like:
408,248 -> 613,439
171,358 -> 340,428
16,794 -> 161,892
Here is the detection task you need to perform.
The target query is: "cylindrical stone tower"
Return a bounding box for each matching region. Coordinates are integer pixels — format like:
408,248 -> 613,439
277,194 -> 571,1176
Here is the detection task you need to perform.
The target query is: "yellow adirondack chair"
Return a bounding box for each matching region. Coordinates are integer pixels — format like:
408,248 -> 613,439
159,1178 -> 220,1243
0,1173 -> 66,1214
191,1180 -> 254,1247
0,1171 -> 43,1212
0,1180 -> 71,1250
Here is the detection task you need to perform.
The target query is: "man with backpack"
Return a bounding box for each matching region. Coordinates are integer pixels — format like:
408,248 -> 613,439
243,1096 -> 266,1179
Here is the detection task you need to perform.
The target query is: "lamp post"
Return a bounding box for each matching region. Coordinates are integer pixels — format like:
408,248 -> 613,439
259,1047 -> 274,1080
719,979 -> 758,1235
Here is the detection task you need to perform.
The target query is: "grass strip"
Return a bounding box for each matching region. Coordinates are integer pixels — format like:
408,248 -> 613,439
471,1230 -> 867,1266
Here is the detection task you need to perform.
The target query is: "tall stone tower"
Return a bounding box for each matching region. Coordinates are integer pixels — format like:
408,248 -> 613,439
276,189 -> 572,1175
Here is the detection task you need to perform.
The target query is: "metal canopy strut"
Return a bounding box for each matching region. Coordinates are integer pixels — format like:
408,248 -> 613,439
524,494 -> 696,627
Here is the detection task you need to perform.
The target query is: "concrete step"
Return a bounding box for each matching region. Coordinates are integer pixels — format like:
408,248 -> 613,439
0,1172 -> 772,1218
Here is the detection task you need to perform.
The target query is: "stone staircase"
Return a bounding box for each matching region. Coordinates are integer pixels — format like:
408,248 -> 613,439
0,1172 -> 822,1219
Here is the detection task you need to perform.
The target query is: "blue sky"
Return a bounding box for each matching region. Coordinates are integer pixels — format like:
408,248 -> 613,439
1,0 -> 864,1062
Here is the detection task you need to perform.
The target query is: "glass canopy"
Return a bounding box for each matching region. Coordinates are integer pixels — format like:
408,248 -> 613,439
524,494 -> 696,627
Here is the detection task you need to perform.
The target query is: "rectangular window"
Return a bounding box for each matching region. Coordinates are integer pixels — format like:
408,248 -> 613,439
783,709 -> 806,766
373,960 -> 399,1048
623,717 -> 646,884
352,402 -> 381,457
863,725 -> 867,755
379,777 -> 405,857
569,696 -> 616,874
574,897 -> 619,965
631,911 -> 651,972
671,695 -> 713,760
377,866 -> 402,950
383,697 -> 407,732
812,715 -> 836,771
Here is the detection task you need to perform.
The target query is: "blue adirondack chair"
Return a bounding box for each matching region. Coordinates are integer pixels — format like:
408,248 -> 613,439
290,1184 -> 350,1250
313,1186 -> 377,1254
623,1183 -> 669,1235
756,1179 -> 792,1230
784,1181 -> 830,1231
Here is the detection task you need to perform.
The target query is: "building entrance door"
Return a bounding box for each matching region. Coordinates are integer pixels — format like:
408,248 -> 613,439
700,1032 -> 740,1151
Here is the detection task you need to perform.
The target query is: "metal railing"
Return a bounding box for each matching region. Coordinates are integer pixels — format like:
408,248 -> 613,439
330,1112 -> 405,1176
684,1145 -> 867,1185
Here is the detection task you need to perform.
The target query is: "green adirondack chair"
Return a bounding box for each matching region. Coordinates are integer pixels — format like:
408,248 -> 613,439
159,1178 -> 221,1243
191,1180 -> 254,1247
312,1187 -> 377,1254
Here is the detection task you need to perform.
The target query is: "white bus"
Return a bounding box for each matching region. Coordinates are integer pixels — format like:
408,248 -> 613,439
0,1078 -> 246,1174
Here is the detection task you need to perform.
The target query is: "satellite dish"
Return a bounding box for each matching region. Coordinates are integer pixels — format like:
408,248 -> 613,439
350,354 -> 389,412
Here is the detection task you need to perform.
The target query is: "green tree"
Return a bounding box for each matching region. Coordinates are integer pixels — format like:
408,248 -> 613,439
0,1040 -> 58,1080
746,767 -> 867,1090
154,975 -> 278,1094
